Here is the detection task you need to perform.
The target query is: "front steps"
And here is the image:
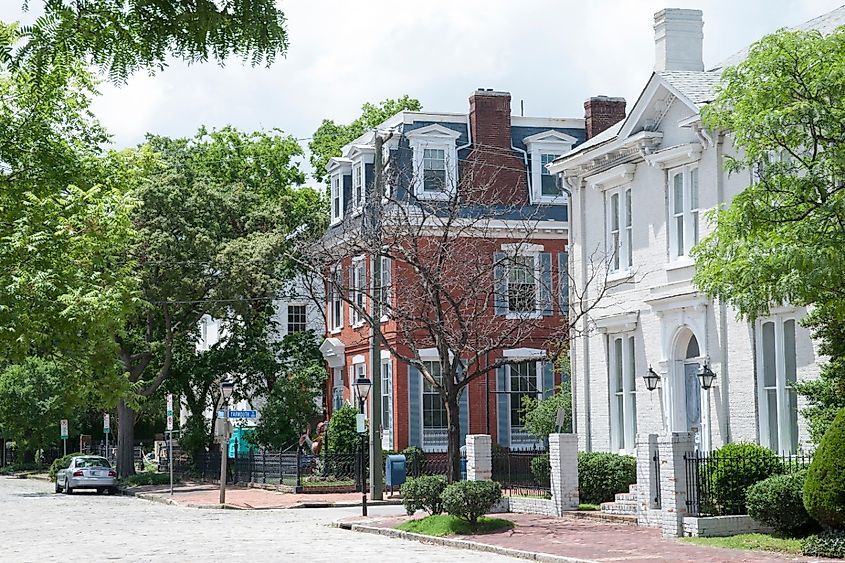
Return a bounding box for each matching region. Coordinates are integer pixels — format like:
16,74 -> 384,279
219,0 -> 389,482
600,484 -> 638,516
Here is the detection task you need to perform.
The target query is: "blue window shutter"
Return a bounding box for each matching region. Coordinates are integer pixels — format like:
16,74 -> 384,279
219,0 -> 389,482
496,366 -> 510,447
493,251 -> 507,316
408,365 -> 422,447
543,361 -> 555,399
559,251 -> 569,315
457,363 -> 469,445
539,252 -> 553,316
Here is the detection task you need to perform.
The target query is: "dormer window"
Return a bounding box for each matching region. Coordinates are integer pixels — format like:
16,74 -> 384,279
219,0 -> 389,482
523,131 -> 577,204
326,157 -> 352,225
331,174 -> 342,224
353,162 -> 364,212
407,124 -> 461,200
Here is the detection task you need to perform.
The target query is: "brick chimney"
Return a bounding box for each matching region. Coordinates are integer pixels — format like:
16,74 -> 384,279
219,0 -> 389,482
654,8 -> 704,72
583,96 -> 626,140
469,89 -> 512,149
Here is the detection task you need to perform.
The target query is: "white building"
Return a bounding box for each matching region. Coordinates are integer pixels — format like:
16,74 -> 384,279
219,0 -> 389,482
550,7 -> 845,455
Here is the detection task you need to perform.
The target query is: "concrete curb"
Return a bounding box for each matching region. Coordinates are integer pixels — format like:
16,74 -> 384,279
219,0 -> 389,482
337,523 -> 600,563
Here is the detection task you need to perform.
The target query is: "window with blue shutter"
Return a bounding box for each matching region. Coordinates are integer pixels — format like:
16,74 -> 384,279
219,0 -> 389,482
543,361 -> 555,399
558,251 -> 569,315
539,252 -> 552,315
493,252 -> 507,316
496,366 -> 510,447
408,365 -> 422,447
457,362 -> 469,447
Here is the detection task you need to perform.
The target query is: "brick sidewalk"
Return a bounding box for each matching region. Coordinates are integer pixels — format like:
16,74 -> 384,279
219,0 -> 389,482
127,482 -> 400,509
357,512 -> 836,563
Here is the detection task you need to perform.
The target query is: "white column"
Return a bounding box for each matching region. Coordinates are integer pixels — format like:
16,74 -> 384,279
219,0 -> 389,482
549,433 -> 579,515
658,431 -> 696,538
465,434 -> 492,481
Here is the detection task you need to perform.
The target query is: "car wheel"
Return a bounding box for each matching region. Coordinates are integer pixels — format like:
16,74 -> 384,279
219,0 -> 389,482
106,487 -> 117,496
96,487 -> 105,495
54,480 -> 63,494
65,478 -> 73,495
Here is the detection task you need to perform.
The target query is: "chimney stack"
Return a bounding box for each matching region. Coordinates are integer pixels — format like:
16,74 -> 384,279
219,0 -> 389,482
584,96 -> 626,140
469,89 -> 512,149
653,8 -> 704,72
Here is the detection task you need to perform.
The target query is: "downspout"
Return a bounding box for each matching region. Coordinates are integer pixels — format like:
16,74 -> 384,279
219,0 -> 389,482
714,130 -> 733,444
578,176 -> 593,451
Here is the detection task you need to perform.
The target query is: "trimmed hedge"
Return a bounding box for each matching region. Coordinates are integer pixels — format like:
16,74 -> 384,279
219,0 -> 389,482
577,452 -> 636,505
530,453 -> 551,487
400,475 -> 447,516
746,469 -> 815,535
804,408 -> 845,530
441,480 -> 502,526
704,442 -> 783,514
49,452 -> 81,482
802,530 -> 845,559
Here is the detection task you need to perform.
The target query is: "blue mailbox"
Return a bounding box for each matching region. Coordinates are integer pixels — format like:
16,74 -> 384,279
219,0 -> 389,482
385,454 -> 407,490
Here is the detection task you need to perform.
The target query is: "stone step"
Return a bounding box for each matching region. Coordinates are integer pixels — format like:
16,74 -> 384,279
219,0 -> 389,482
614,492 -> 637,503
600,500 -> 638,516
629,483 -> 639,494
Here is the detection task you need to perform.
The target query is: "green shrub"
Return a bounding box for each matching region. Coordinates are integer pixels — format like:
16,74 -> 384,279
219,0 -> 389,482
400,475 -> 447,516
402,446 -> 425,474
746,469 -> 815,535
122,472 -> 175,487
804,408 -> 845,530
0,462 -> 41,475
441,480 -> 502,526
577,452 -> 636,505
802,530 -> 845,558
327,405 -> 359,454
704,443 -> 783,514
530,453 -> 551,487
49,452 -> 81,482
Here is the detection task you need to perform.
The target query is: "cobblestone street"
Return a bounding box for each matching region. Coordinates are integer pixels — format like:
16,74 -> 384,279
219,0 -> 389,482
0,477 -> 518,562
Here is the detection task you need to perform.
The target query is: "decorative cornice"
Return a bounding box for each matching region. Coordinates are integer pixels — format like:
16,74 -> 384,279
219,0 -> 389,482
644,143 -> 702,169
594,311 -> 639,334
588,163 -> 638,191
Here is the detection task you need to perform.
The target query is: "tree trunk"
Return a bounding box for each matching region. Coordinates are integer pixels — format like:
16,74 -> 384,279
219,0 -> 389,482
445,392 -> 462,483
117,399 -> 137,478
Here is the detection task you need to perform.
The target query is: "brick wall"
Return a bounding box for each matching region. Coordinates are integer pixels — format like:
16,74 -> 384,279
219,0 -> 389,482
583,96 -> 626,140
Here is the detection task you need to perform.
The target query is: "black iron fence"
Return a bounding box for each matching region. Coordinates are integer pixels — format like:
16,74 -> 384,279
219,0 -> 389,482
652,448 -> 662,508
406,452 -> 452,478
492,448 -> 551,499
684,449 -> 813,516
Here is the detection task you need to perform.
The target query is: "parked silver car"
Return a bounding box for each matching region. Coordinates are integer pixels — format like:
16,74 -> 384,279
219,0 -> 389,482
55,456 -> 118,495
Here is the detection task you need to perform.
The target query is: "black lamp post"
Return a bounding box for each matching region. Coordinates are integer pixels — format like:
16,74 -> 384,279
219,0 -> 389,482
354,375 -> 372,516
643,366 -> 660,392
698,364 -> 717,390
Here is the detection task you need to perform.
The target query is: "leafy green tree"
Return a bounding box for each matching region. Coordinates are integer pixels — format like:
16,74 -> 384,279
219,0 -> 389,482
520,382 -> 573,439
694,28 -> 845,439
308,96 -> 422,183
327,405 -> 359,455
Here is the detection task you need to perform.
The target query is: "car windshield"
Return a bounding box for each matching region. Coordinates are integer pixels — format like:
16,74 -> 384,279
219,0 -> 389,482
78,458 -> 110,468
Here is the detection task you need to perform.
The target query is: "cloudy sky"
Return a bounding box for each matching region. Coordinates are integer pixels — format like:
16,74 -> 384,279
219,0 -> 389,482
2,0 -> 842,179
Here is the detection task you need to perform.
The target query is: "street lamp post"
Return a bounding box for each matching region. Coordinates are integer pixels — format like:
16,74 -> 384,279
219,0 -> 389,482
354,375 -> 372,516
698,364 -> 717,451
218,380 -> 234,506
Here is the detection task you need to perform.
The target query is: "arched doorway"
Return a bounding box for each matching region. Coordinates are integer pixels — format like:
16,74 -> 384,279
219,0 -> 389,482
668,327 -> 704,447
682,334 -> 701,436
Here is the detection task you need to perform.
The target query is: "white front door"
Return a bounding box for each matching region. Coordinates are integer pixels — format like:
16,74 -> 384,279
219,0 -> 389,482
684,362 -> 702,445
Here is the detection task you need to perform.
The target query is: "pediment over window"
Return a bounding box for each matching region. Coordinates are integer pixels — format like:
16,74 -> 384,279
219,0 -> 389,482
406,124 -> 462,142
588,163 -> 637,191
320,337 -> 346,368
644,143 -> 702,169
594,312 -> 639,334
327,157 -> 352,174
523,130 -> 578,146
346,144 -> 375,163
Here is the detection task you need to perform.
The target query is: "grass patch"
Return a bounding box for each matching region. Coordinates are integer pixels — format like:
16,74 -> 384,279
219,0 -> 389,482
397,514 -> 514,537
681,533 -> 803,555
578,503 -> 600,511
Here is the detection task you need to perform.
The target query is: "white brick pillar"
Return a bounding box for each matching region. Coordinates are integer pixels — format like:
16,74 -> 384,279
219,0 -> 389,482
658,431 -> 696,538
549,433 -> 579,515
465,434 -> 492,481
636,433 -> 661,527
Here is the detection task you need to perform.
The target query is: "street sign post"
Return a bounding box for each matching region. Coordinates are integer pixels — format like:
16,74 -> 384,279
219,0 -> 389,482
104,413 -> 110,462
166,393 -> 174,496
60,419 -> 68,456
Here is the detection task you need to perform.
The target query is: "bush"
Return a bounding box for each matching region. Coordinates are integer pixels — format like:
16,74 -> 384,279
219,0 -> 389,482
402,446 -> 425,475
704,443 -> 783,514
49,452 -> 81,482
327,405 -> 359,454
122,472 -> 174,487
441,480 -> 502,526
530,453 -> 551,487
0,462 -> 41,475
804,408 -> 845,530
746,469 -> 815,535
802,530 -> 845,558
400,475 -> 447,516
577,452 -> 636,505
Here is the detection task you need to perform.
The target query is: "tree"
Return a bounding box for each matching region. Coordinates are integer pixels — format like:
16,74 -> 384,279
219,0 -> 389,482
693,28 -> 845,440
521,384 -> 573,440
112,127 -> 324,476
308,96 -> 422,183
301,154 -> 617,481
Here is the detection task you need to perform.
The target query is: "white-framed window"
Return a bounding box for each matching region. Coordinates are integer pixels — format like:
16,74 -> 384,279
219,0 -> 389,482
523,131 -> 576,203
422,360 -> 447,451
352,361 -> 368,415
507,255 -> 537,314
353,162 -> 364,212
381,359 -> 393,450
332,367 -> 344,411
540,153 -> 562,197
606,187 -> 633,272
330,174 -> 343,224
350,257 -> 366,327
608,334 -> 637,453
287,304 -> 307,333
508,361 -> 541,448
756,315 -> 799,454
330,266 -> 343,332
669,166 -> 700,259
380,256 -> 391,321
407,124 -> 461,200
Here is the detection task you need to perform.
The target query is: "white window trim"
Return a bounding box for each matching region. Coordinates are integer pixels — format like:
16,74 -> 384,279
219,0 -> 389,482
668,164 -> 700,261
407,124 -> 461,200
608,333 -> 637,454
524,133 -> 576,204
350,256 -> 366,329
285,301 -> 308,334
420,358 -> 448,453
755,314 -> 800,454
605,186 -> 633,274
507,361 -> 544,450
381,358 -> 393,451
504,249 -> 543,319
330,173 -> 343,225
379,255 -> 391,323
330,265 -> 344,334
326,158 -> 351,225
352,161 -> 364,216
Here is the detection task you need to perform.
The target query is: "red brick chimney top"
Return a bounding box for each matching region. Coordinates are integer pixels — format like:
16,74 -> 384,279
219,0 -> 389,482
584,96 -> 626,140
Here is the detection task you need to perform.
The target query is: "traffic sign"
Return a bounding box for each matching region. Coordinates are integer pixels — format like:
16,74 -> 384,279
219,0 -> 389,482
60,419 -> 68,439
103,413 -> 110,434
227,410 -> 257,419
166,393 -> 173,431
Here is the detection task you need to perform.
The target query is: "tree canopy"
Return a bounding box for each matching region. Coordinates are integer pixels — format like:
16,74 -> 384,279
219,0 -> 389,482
308,96 -> 422,183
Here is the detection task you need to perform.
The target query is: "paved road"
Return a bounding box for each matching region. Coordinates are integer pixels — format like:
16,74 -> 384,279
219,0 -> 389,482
1,476 -> 519,562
